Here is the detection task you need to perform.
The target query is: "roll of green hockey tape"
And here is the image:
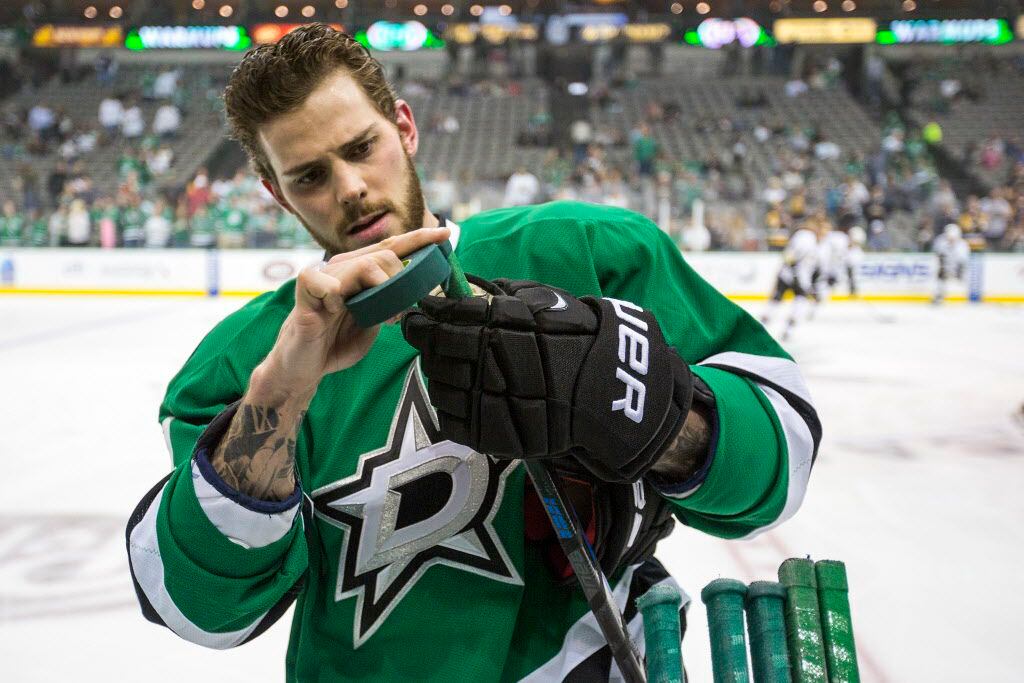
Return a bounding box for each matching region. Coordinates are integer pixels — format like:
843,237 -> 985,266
778,559 -> 827,683
745,581 -> 792,683
346,241 -> 453,327
701,578 -> 750,683
637,584 -> 685,683
814,561 -> 859,683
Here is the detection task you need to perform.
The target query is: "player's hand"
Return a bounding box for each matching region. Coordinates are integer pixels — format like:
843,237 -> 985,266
255,227 -> 451,403
402,277 -> 697,482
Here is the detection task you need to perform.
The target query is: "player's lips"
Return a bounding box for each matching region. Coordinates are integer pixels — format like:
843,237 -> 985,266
348,211 -> 387,235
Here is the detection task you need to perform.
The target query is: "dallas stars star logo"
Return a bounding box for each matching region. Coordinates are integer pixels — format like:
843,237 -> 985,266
312,364 -> 522,647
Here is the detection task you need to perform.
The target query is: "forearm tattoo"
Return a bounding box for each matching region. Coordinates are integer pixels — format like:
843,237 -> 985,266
650,405 -> 711,482
210,404 -> 306,501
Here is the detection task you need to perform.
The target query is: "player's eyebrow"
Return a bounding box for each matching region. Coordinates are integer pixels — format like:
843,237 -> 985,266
282,124 -> 377,178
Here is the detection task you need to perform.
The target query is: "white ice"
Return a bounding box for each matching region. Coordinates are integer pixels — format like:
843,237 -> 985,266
1,295 -> 1022,682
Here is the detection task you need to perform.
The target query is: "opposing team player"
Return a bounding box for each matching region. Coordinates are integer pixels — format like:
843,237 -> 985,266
932,223 -> 970,304
811,214 -> 860,312
125,26 -> 820,681
761,219 -> 819,340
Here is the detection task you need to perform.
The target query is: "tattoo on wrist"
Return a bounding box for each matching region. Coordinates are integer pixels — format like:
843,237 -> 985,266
651,405 -> 711,481
210,404 -> 305,501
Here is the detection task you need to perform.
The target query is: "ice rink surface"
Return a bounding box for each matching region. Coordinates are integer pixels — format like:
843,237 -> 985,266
1,294 -> 1022,682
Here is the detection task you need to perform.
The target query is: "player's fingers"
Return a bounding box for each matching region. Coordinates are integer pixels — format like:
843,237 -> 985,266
327,226 -> 450,264
333,256 -> 396,299
296,264 -> 345,314
322,249 -> 404,288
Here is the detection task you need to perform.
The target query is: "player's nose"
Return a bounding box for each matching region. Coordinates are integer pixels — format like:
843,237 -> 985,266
331,159 -> 368,207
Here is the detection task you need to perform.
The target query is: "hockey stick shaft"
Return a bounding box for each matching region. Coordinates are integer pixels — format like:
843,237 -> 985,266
439,250 -> 645,683
524,461 -> 647,683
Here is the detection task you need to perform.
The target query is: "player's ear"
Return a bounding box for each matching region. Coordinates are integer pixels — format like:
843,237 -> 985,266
394,99 -> 419,158
261,178 -> 294,213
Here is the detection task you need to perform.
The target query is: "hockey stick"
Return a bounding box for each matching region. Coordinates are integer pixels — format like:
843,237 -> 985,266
438,249 -> 646,683
524,461 -> 647,683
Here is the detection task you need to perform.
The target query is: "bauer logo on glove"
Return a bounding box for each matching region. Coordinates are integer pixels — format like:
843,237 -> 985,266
401,275 -> 696,483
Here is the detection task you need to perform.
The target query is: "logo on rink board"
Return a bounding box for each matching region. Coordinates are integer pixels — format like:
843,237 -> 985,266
311,366 -> 522,647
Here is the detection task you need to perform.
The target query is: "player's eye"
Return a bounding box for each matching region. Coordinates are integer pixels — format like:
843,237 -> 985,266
296,168 -> 324,187
350,138 -> 375,160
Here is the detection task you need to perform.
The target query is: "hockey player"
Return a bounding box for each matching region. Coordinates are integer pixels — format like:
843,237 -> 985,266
125,26 -> 820,681
811,214 -> 857,310
932,223 -> 970,304
761,219 -> 819,340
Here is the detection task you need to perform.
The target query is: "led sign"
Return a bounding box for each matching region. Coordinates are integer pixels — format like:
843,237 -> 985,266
32,25 -> 123,48
686,18 -> 766,49
125,26 -> 251,50
877,19 -> 1012,45
251,23 -> 343,45
773,18 -> 876,44
358,21 -> 443,51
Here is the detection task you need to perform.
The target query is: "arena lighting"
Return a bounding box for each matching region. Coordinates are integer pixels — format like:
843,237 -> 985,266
670,3 -> 683,15
275,5 -> 289,17
470,5 -> 483,16
414,4 -> 427,16
813,1 -> 827,13
83,6 -> 97,19
336,0 -> 348,7
901,0 -> 916,11
109,5 -> 123,18
219,5 -> 234,17
442,4 -> 454,16
841,0 -> 855,11
192,0 -> 206,9
301,5 -> 316,16
499,4 -> 512,15
696,2 -> 710,15
768,0 -> 782,12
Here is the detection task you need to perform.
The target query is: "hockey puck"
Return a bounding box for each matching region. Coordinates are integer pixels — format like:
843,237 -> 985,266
346,241 -> 453,328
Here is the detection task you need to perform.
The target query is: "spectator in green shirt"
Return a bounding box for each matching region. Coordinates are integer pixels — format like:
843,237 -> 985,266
633,123 -> 658,178
0,201 -> 25,246
189,205 -> 216,249
119,197 -> 147,247
218,196 -> 248,249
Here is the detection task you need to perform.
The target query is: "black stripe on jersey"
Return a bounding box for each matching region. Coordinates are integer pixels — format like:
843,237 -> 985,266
563,559 -> 687,682
126,473 -> 172,628
702,363 -> 823,463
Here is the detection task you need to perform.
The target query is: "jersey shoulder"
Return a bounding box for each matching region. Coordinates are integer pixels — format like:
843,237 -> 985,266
458,200 -> 667,257
167,282 -> 294,396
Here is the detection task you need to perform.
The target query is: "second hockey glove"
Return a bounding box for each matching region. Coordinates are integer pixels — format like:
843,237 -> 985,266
401,276 -> 695,482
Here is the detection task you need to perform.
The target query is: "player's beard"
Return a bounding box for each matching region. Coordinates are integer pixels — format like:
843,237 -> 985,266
299,152 -> 427,257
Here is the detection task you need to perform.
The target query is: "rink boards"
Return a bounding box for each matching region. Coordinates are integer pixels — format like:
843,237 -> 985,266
1,248 -> 1022,303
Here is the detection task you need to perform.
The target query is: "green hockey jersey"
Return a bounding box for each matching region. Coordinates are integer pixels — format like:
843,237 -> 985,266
126,201 -> 819,681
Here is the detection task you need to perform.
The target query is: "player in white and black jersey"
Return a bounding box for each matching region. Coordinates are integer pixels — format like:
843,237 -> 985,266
761,220 -> 819,340
932,223 -> 970,304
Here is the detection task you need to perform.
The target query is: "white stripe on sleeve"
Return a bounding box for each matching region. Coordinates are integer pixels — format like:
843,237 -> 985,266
191,459 -> 299,549
738,383 -> 814,539
127,484 -> 268,649
699,351 -> 813,407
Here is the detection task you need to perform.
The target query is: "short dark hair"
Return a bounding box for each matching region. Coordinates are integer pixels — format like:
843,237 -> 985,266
223,24 -> 397,183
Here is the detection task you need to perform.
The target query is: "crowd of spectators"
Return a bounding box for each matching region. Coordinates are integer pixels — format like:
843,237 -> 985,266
2,51 -> 1023,253
0,165 -> 315,250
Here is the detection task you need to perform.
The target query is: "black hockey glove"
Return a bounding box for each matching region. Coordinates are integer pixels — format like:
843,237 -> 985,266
401,276 -> 695,482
